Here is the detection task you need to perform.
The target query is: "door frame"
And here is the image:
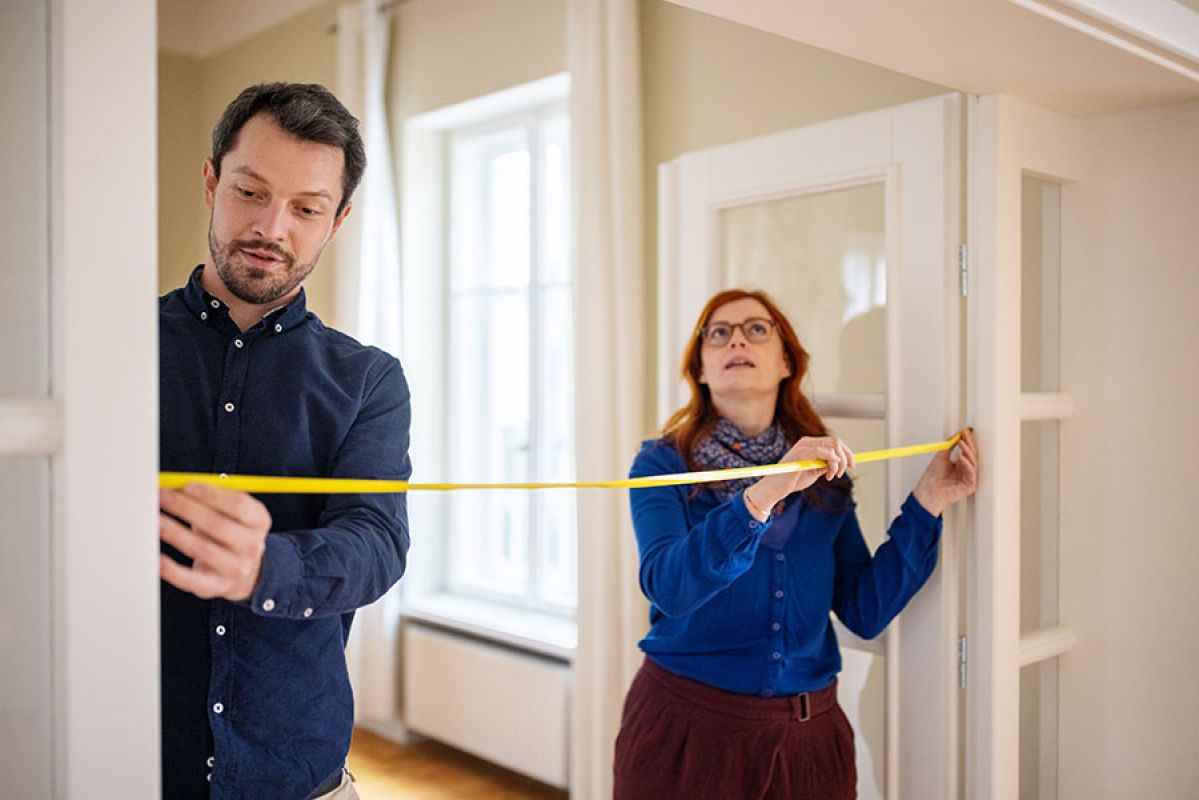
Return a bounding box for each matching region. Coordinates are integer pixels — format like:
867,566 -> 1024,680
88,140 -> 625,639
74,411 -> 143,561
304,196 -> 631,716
964,93 -> 1085,800
657,92 -> 964,800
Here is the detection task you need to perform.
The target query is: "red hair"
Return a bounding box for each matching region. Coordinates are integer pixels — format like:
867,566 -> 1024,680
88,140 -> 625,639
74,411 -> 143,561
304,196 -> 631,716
661,288 -> 851,507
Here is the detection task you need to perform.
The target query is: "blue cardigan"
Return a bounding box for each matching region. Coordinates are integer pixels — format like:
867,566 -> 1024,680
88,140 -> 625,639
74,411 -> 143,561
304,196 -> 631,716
629,438 -> 942,696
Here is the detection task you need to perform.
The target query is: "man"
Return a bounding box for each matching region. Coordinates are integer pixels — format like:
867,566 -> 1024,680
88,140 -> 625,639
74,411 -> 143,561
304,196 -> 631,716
158,83 -> 410,800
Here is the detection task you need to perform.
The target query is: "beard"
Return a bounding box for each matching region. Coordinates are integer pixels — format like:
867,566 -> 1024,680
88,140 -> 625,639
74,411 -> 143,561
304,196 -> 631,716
208,223 -> 319,306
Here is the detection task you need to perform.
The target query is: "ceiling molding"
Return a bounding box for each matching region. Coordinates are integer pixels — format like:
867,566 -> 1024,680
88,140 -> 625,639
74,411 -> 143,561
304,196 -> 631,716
665,0 -> 1199,116
158,0 -> 330,59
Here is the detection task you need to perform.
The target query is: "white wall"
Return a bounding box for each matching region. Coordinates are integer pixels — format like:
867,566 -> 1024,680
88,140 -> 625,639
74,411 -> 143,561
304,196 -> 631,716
1059,98 -> 1199,799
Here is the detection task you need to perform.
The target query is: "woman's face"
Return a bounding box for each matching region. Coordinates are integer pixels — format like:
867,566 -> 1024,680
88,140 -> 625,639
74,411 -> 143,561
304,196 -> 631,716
698,297 -> 792,401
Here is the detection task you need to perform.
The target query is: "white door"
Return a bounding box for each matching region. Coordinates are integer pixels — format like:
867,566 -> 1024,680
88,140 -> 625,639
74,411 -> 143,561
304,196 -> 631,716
0,1 -> 158,796
658,93 -> 964,800
965,94 -> 1084,800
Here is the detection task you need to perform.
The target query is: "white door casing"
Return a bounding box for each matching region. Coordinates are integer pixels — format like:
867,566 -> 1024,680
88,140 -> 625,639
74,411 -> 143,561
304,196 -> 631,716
965,94 -> 1084,800
658,93 -> 963,800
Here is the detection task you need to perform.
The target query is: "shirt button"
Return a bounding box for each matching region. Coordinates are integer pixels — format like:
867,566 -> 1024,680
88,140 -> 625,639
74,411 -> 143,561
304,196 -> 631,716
303,608 -> 313,618
215,625 -> 226,636
772,622 -> 781,631
210,299 -> 220,309
212,702 -> 224,714
234,338 -> 244,349
774,589 -> 784,599
749,521 -> 758,529
772,651 -> 782,660
224,402 -> 235,413
262,598 -> 276,612
776,553 -> 785,562
207,773 -> 212,782
206,756 -> 214,767
200,311 -> 208,321
274,323 -> 283,333
762,689 -> 775,697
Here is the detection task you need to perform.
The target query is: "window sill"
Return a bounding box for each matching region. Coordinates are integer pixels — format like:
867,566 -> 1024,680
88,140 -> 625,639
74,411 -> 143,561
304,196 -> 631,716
402,592 -> 577,664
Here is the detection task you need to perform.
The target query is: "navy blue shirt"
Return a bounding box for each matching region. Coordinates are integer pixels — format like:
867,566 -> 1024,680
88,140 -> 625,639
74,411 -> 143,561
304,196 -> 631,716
629,438 -> 941,697
160,267 -> 411,799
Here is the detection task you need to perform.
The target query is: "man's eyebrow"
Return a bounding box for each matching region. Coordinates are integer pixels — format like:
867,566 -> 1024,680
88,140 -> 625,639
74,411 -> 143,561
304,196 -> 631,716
229,166 -> 333,201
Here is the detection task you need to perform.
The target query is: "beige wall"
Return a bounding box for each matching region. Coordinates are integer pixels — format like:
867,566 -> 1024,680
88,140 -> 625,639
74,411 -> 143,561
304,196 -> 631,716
389,0 -> 566,120
1059,99 -> 1199,798
158,51 -> 207,295
639,0 -> 946,429
157,1 -> 342,322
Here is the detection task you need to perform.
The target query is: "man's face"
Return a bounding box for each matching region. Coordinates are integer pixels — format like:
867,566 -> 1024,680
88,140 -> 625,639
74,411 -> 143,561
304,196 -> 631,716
203,113 -> 350,306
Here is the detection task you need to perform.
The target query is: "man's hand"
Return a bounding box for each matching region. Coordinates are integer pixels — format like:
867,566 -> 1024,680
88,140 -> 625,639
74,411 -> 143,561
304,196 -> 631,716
159,483 -> 272,602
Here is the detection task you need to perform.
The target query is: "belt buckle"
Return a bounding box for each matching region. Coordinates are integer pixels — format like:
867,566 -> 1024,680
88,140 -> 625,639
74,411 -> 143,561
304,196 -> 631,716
793,691 -> 811,722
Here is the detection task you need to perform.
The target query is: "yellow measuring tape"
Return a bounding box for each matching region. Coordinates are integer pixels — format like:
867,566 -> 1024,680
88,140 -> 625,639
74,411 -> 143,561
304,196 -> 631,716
159,434 -> 959,494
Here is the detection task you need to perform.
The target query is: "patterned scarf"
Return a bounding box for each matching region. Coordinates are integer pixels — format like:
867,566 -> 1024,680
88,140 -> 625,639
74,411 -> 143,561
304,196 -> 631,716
693,416 -> 790,501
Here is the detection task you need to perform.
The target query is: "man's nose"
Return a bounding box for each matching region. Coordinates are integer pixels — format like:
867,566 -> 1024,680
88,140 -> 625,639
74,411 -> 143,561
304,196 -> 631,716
251,202 -> 289,242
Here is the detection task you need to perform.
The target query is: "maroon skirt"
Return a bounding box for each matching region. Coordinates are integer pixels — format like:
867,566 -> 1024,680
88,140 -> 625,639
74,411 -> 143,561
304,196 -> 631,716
613,658 -> 856,799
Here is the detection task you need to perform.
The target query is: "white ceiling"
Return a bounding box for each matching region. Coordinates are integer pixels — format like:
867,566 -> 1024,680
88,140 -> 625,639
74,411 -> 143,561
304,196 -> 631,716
158,0 -> 328,58
664,0 -> 1199,116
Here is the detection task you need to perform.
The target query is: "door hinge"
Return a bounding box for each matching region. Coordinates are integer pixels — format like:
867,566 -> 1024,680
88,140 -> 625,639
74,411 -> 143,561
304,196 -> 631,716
958,635 -> 968,689
959,243 -> 969,298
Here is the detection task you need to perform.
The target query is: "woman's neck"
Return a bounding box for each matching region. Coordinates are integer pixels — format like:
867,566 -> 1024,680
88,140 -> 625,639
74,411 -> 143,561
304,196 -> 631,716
712,392 -> 777,437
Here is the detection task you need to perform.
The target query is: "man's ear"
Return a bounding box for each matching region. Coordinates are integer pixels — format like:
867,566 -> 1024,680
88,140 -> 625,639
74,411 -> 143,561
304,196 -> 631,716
202,158 -> 218,209
328,201 -> 352,240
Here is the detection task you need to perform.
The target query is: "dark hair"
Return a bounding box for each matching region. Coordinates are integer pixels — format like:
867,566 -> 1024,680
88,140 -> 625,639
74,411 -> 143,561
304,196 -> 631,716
211,82 -> 366,215
662,288 -> 853,512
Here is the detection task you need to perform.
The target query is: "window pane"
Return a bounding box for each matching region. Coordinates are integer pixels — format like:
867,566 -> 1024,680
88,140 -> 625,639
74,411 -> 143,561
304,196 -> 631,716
536,489 -> 577,609
448,290 -> 531,597
1021,176 -> 1062,393
535,282 -> 576,609
451,126 -> 530,292
721,184 -> 887,395
1020,658 -> 1060,800
446,107 -> 575,613
539,113 -> 571,286
0,458 -> 52,796
0,0 -> 49,396
1021,420 -> 1060,634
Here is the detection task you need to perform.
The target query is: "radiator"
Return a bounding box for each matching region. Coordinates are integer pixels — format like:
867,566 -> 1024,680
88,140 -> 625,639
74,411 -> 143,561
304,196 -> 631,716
402,622 -> 571,789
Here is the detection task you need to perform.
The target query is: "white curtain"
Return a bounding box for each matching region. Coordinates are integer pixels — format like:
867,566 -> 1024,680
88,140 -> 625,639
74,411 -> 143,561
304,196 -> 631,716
567,0 -> 649,796
335,0 -> 402,354
336,0 -> 408,739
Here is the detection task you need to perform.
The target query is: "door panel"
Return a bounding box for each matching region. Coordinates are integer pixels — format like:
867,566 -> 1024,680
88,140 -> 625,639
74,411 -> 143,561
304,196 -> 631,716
659,93 -> 963,800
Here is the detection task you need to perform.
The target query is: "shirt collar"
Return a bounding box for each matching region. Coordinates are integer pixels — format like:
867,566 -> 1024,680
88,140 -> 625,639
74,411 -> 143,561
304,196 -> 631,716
181,264 -> 309,334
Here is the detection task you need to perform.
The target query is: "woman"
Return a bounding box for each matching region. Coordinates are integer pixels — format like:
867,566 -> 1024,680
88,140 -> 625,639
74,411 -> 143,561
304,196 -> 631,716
614,289 -> 977,799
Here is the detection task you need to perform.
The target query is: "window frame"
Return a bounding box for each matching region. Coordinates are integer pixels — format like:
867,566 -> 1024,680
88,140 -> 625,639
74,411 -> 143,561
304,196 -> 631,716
441,98 -> 576,618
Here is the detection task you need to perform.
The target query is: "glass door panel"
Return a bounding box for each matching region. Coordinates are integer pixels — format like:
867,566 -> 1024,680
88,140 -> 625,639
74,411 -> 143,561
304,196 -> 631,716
720,183 -> 887,396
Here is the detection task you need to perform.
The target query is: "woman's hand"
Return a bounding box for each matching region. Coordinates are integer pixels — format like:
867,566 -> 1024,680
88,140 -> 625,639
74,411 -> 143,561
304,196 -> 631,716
912,428 -> 979,517
744,436 -> 855,518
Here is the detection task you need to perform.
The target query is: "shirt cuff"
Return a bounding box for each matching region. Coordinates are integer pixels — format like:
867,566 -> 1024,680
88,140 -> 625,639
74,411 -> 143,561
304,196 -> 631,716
903,492 -> 943,528
247,533 -> 303,617
731,489 -> 774,533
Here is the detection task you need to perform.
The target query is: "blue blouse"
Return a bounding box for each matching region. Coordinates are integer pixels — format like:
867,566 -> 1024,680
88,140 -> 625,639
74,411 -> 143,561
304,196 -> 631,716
629,438 -> 942,697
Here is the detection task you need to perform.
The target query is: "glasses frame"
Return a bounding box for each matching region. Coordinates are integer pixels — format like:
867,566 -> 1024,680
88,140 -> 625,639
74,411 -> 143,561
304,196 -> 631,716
698,317 -> 778,346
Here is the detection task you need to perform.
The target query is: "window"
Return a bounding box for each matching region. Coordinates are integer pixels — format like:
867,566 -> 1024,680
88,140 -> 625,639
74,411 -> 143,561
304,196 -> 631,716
444,101 -> 576,615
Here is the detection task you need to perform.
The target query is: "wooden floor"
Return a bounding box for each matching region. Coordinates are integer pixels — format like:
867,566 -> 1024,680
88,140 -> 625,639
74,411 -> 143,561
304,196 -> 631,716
346,728 -> 569,800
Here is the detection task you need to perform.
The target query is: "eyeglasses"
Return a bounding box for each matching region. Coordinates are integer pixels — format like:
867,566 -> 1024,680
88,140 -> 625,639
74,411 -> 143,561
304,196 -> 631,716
698,317 -> 777,346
